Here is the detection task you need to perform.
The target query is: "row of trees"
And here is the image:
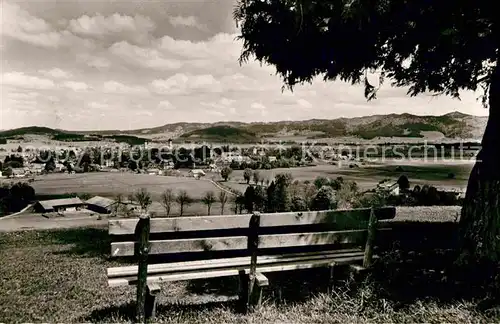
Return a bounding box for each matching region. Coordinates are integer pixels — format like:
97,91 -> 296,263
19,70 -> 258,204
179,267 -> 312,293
159,189 -> 229,216
117,172 -> 462,219
389,184 -> 460,207
122,188 -> 231,217
235,174 -> 367,214
237,173 -> 462,215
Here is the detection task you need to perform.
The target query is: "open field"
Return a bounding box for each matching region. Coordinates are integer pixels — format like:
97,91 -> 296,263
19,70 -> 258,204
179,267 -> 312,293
28,172 -> 223,200
11,159 -> 472,208
227,159 -> 473,193
0,158 -> 472,220
0,219 -> 495,323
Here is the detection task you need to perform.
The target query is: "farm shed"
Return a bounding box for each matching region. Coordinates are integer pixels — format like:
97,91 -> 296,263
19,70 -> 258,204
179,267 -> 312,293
85,196 -> 116,214
34,197 -> 85,213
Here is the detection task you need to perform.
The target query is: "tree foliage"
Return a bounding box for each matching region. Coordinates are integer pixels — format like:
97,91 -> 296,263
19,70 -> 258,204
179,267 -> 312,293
133,188 -> 152,212
253,170 -> 261,184
219,191 -> 229,215
0,182 -> 36,215
221,167 -> 233,181
243,186 -> 256,212
311,185 -> 337,211
160,189 -> 175,216
243,168 -> 253,184
202,191 -> 217,215
234,0 -> 498,104
176,190 -> 192,216
397,175 -> 410,191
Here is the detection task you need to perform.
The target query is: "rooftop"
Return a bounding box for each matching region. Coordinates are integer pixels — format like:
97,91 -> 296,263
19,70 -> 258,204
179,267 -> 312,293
37,197 -> 84,210
85,196 -> 115,208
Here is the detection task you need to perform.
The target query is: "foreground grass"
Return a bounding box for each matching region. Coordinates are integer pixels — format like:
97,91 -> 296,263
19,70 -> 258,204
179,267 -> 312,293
0,227 -> 497,323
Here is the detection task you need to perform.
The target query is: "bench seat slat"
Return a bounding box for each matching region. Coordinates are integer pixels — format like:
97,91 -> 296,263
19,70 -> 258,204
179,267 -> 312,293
107,248 -> 364,278
111,229 -> 371,257
108,253 -> 369,287
109,207 -> 396,235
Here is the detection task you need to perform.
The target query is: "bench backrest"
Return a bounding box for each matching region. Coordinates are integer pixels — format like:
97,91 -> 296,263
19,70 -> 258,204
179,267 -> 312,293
109,207 -> 396,261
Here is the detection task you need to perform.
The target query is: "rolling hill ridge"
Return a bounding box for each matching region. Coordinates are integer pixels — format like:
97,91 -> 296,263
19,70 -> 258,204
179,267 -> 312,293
0,112 -> 487,143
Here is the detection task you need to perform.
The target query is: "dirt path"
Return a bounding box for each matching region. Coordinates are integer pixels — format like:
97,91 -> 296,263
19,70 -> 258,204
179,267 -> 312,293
208,180 -> 238,196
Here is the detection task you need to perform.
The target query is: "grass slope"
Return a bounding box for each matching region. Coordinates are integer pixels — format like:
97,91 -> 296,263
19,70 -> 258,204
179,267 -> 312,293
0,224 -> 496,323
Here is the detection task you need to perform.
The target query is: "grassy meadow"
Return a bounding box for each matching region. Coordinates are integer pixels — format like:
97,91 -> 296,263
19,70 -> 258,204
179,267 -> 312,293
0,221 -> 497,323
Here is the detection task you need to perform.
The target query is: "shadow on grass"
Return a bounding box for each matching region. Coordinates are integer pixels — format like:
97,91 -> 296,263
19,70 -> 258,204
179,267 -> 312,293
46,227 -> 111,258
82,300 -> 241,323
82,247 -> 499,322
77,220 -> 497,321
371,248 -> 499,308
186,276 -> 240,297
184,268 -> 332,302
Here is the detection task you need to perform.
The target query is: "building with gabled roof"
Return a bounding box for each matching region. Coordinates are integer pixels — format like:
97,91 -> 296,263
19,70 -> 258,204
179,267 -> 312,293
85,196 -> 116,214
34,197 -> 85,213
188,169 -> 206,179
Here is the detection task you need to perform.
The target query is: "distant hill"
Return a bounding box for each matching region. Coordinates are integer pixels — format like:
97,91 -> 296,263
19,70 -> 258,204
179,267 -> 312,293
0,112 -> 488,143
179,126 -> 259,143
0,126 -> 65,138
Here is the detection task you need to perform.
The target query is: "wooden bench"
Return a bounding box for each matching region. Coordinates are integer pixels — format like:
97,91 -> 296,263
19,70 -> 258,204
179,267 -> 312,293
107,207 -> 396,322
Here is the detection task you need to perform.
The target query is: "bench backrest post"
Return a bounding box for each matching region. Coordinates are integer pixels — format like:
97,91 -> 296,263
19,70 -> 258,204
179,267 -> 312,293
363,208 -> 378,268
246,212 -> 260,312
136,213 -> 151,323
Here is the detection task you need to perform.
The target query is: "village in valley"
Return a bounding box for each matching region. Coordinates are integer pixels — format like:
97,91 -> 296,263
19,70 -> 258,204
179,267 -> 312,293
1,0 -> 499,323
0,131 -> 473,222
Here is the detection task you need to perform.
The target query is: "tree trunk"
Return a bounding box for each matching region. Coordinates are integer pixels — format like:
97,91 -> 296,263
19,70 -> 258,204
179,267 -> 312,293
459,59 -> 500,266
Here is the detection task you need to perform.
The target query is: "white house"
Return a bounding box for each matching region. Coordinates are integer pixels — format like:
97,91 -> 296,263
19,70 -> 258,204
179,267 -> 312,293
30,164 -> 44,174
103,159 -> 114,168
147,168 -> 161,175
220,152 -> 243,163
377,180 -> 400,196
189,169 -> 206,179
208,164 -> 219,172
55,163 -> 66,172
11,168 -> 26,178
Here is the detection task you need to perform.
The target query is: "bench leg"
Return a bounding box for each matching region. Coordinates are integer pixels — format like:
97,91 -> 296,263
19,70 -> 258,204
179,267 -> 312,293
145,283 -> 160,320
250,273 -> 269,311
238,270 -> 249,313
238,271 -> 269,313
327,263 -> 335,294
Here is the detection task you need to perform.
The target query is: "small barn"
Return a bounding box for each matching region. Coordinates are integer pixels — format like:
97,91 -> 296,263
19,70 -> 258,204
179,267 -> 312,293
34,197 -> 85,213
85,196 -> 116,214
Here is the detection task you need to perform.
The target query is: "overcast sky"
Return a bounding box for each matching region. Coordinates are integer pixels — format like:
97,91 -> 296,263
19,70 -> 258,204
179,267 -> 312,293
0,0 -> 489,131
